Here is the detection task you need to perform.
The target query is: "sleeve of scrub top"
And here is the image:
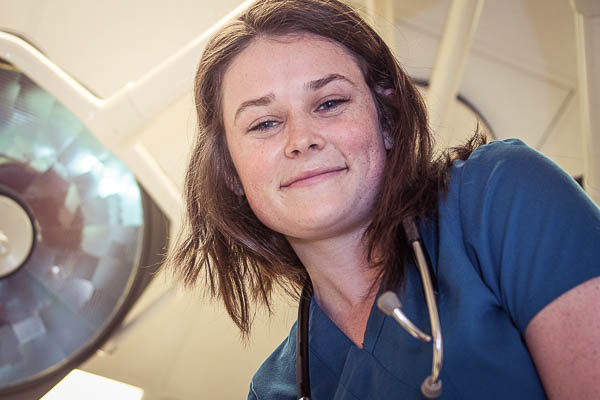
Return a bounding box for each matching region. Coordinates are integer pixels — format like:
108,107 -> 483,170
247,329 -> 298,400
456,138 -> 600,333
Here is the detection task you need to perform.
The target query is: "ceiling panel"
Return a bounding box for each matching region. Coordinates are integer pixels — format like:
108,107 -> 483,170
0,0 -> 247,97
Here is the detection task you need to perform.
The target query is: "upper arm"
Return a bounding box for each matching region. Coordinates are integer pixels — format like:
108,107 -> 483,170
525,276 -> 600,400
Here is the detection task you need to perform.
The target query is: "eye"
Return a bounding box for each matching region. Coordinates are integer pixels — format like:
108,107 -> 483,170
316,98 -> 348,111
249,119 -> 280,132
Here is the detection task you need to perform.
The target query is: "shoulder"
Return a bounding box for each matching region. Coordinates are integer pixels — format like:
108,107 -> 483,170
451,138 -> 572,188
248,323 -> 297,400
448,138 -> 594,221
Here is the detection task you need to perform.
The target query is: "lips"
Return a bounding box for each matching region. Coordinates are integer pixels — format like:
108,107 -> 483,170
280,167 -> 348,188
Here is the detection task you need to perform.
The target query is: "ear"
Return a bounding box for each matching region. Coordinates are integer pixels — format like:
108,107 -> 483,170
230,178 -> 245,196
375,86 -> 394,97
383,131 -> 393,150
224,172 -> 245,196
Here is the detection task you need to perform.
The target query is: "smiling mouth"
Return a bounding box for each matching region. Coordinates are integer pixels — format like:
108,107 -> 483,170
281,167 -> 348,188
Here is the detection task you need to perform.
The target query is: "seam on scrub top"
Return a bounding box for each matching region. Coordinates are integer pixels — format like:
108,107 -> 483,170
365,350 -> 423,394
363,304 -> 387,353
457,154 -> 503,306
334,380 -> 362,400
250,381 -> 260,400
308,348 -> 363,399
456,156 -> 472,281
308,347 -> 341,382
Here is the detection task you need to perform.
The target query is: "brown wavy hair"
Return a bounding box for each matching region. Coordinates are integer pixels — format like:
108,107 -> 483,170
168,0 -> 484,337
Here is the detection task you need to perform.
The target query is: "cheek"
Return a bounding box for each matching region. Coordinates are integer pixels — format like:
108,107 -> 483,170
240,167 -> 285,233
239,166 -> 270,198
343,112 -> 387,167
233,148 -> 280,209
349,123 -> 388,190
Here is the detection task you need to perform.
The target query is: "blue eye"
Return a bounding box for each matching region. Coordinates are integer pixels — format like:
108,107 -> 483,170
317,98 -> 348,111
249,120 -> 279,132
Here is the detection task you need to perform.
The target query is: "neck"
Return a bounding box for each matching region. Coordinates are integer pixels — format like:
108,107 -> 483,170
287,228 -> 381,346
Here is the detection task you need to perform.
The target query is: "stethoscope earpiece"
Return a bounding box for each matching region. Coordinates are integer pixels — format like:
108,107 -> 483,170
377,291 -> 432,342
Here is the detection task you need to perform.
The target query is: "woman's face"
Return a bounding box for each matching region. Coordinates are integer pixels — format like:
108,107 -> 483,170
222,34 -> 389,242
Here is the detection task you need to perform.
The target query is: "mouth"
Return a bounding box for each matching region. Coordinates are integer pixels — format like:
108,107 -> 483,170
281,167 -> 348,188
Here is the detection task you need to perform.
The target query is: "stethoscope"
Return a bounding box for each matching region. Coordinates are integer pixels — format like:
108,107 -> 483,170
296,218 -> 444,399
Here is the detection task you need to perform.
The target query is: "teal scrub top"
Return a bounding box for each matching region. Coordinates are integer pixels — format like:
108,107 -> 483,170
248,139 -> 600,399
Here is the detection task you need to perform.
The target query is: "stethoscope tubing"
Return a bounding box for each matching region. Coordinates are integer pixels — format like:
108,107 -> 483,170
297,283 -> 312,400
411,240 -> 443,381
408,244 -> 443,396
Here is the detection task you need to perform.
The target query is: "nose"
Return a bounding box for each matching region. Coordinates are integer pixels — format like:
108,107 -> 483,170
284,116 -> 326,158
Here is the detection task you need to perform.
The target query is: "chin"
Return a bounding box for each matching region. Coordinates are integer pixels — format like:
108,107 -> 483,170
279,209 -> 371,241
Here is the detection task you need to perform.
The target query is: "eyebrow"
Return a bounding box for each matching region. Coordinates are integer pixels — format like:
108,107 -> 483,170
305,73 -> 357,91
233,73 -> 356,123
234,93 -> 275,123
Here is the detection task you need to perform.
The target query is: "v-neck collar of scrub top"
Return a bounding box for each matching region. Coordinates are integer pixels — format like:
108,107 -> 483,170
307,217 -> 438,362
308,282 -> 387,361
304,219 -> 442,398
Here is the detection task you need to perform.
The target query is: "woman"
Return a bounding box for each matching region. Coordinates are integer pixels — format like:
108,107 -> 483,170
169,0 -> 600,398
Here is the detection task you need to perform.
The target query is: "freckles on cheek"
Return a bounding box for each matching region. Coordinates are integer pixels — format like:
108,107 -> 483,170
241,159 -> 278,199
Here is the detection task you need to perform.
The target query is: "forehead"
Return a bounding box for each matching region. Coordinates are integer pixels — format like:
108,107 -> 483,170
221,33 -> 366,114
230,32 -> 362,73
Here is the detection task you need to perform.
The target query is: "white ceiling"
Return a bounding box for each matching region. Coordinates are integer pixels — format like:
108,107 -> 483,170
0,0 -> 585,399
